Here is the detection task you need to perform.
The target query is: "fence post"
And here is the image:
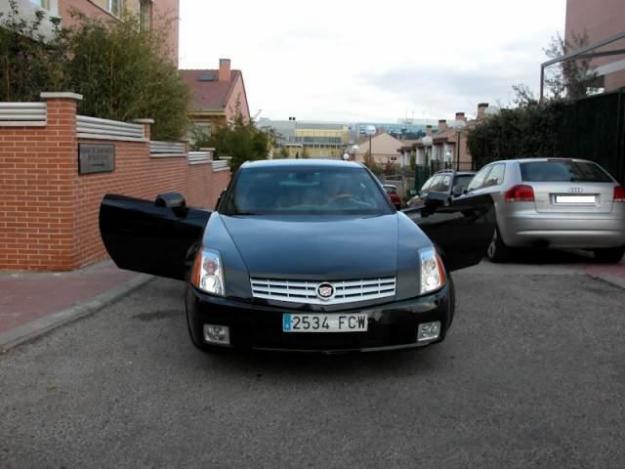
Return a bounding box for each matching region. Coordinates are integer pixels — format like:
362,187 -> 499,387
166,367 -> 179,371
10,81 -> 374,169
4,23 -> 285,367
132,118 -> 154,141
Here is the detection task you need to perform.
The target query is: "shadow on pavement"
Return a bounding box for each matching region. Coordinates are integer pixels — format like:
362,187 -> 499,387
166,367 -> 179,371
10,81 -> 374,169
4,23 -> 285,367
191,343 -> 448,380
502,248 -> 600,265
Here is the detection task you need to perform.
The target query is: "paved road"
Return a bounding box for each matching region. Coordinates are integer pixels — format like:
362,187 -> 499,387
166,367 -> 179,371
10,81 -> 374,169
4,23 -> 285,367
1,256 -> 624,468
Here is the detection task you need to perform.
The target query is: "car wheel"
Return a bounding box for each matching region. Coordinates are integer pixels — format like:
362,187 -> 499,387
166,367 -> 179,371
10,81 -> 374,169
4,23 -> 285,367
487,226 -> 511,263
593,246 -> 625,264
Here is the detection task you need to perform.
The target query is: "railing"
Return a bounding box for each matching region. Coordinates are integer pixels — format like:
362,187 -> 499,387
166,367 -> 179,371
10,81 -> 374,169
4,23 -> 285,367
211,160 -> 230,171
77,115 -> 145,141
150,140 -> 186,156
0,103 -> 47,126
188,151 -> 212,165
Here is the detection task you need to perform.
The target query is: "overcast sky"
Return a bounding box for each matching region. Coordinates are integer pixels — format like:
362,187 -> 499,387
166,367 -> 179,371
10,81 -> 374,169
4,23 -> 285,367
179,0 -> 566,122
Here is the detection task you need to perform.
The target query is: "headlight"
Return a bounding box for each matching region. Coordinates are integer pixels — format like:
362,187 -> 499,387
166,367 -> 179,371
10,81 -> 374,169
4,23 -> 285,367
191,248 -> 225,296
419,247 -> 446,294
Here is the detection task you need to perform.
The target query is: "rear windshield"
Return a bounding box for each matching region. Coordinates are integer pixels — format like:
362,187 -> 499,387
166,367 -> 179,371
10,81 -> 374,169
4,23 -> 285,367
221,166 -> 393,215
520,161 -> 612,183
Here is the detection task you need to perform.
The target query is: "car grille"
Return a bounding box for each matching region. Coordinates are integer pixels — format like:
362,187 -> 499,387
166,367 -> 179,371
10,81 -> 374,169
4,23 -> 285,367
249,277 -> 396,305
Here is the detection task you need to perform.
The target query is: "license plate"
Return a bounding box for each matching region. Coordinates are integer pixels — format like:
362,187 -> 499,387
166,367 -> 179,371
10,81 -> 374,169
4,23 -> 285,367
555,195 -> 596,204
282,313 -> 368,333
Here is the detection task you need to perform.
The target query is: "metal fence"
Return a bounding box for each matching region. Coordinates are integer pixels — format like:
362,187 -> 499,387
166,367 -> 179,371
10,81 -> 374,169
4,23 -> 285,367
77,115 -> 145,141
0,102 -> 47,126
150,141 -> 186,156
558,90 -> 625,185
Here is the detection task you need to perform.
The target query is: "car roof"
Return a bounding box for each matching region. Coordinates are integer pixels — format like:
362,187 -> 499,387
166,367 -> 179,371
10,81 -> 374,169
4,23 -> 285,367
240,159 -> 363,169
433,170 -> 475,176
483,157 -> 596,165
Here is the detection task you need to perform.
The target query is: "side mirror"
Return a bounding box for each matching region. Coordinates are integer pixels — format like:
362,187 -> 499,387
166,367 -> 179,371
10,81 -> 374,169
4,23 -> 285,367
409,189 -> 417,196
155,192 -> 187,217
451,187 -> 463,197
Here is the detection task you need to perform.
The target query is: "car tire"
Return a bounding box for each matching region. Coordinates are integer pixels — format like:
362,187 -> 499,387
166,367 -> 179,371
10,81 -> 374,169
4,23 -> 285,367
487,226 -> 511,263
593,246 -> 625,264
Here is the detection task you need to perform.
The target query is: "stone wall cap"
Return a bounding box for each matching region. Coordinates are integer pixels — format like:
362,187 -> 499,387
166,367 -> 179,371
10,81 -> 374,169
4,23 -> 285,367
132,118 -> 155,124
40,92 -> 83,101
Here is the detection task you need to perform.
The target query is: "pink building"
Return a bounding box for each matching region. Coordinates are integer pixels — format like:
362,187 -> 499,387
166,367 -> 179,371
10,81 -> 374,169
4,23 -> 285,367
180,59 -> 251,137
565,0 -> 625,92
1,0 -> 180,65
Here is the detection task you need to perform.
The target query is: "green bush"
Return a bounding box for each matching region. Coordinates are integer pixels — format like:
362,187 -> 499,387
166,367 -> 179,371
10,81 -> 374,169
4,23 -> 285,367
64,14 -> 189,140
208,116 -> 271,172
467,100 -> 568,168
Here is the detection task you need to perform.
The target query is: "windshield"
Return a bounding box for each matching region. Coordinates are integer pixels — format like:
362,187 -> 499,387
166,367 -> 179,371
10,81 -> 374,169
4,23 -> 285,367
520,160 -> 613,183
221,166 -> 393,215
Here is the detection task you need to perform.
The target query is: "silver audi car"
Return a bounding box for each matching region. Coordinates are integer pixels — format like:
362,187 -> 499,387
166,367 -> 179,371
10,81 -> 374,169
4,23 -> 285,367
463,158 -> 625,263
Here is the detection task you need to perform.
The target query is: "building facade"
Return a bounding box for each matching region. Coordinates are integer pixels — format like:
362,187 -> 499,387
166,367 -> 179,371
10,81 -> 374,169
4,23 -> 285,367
258,119 -> 350,159
181,59 -> 251,138
0,0 -> 180,64
565,0 -> 625,92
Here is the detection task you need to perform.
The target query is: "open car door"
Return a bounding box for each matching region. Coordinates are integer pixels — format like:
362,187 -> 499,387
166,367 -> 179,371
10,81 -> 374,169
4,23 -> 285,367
403,192 -> 495,271
99,193 -> 211,280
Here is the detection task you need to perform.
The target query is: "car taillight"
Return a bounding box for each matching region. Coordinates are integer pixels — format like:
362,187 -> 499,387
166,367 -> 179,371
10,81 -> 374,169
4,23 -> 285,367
614,185 -> 625,203
504,184 -> 535,202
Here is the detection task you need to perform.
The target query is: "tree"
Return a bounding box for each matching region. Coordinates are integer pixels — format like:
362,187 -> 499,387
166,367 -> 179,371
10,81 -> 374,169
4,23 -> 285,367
64,13 -> 189,140
0,0 -> 67,100
208,116 -> 271,171
189,126 -> 212,151
467,100 -> 568,168
0,3 -> 189,140
543,32 -> 599,100
276,146 -> 290,159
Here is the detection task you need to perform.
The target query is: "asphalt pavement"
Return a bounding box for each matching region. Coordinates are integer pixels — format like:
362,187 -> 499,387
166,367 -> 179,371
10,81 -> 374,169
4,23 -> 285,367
1,256 -> 624,468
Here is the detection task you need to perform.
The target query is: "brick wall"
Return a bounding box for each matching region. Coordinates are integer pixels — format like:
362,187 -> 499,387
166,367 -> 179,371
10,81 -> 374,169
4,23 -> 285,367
0,94 -> 230,271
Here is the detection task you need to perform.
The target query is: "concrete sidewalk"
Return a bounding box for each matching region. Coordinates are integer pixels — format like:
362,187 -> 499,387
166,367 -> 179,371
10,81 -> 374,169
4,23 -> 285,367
0,261 -> 152,351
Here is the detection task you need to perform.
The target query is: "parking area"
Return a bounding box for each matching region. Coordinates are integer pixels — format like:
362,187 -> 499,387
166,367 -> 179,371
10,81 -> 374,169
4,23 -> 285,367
1,255 -> 624,468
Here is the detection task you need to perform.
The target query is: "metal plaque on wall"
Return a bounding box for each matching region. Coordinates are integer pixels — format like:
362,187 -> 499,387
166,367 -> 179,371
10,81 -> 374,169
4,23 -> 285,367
78,143 -> 115,174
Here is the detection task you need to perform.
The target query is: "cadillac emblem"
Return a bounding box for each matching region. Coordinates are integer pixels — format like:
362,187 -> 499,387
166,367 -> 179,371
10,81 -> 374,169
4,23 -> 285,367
317,282 -> 335,301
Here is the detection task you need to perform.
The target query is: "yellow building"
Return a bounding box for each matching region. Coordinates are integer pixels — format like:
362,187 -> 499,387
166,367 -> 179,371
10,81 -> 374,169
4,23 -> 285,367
259,120 -> 350,159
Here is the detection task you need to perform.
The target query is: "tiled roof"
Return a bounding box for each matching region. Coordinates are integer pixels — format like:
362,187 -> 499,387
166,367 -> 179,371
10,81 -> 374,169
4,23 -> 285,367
180,69 -> 242,111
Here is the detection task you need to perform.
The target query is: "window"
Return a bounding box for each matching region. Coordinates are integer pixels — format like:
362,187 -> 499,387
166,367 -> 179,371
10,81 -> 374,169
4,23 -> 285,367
520,160 -> 612,183
222,167 -> 393,215
108,0 -> 123,16
467,166 -> 492,192
483,164 -> 505,187
31,0 -> 50,10
452,174 -> 473,195
140,0 -> 153,31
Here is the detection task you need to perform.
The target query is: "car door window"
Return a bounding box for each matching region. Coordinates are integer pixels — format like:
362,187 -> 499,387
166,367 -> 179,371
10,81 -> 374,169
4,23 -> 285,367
432,174 -> 452,192
452,175 -> 473,195
467,166 -> 492,192
483,164 -> 505,187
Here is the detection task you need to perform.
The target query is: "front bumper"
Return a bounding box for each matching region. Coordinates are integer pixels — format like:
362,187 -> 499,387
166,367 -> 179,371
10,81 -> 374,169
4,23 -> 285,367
185,285 -> 453,353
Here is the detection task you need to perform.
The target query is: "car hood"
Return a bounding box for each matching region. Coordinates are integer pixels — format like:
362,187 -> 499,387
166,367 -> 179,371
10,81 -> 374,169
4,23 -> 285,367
220,214 -> 399,280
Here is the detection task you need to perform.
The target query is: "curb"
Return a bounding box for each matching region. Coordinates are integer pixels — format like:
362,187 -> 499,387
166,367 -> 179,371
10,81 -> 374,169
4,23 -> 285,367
586,273 -> 625,291
0,274 -> 153,353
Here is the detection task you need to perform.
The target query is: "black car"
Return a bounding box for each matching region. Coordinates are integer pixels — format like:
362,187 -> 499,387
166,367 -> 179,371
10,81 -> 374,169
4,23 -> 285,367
100,160 -> 494,353
407,169 -> 476,208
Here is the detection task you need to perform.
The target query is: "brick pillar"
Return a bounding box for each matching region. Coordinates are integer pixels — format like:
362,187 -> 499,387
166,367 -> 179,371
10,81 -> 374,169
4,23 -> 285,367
132,118 -> 154,141
38,92 -> 82,270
